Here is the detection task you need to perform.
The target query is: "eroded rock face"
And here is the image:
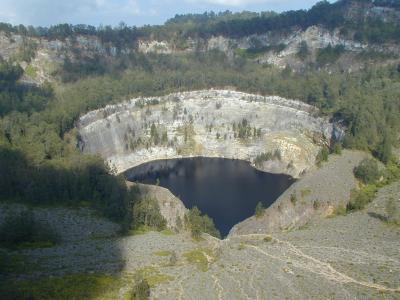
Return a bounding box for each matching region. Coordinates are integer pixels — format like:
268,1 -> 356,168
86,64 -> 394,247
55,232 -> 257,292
78,90 -> 336,178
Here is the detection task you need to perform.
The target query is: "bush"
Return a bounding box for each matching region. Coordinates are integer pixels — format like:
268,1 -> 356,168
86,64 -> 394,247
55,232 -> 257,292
316,147 -> 329,166
332,143 -> 342,155
131,278 -> 150,300
290,194 -> 297,206
354,159 -> 380,184
346,185 -> 378,212
0,210 -> 59,249
386,198 -> 400,225
254,202 -> 265,218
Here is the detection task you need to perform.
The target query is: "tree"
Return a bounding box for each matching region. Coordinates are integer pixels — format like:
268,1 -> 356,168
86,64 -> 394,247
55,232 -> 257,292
354,159 -> 381,185
186,206 -> 220,239
132,197 -> 166,230
376,131 -> 392,163
297,41 -> 309,60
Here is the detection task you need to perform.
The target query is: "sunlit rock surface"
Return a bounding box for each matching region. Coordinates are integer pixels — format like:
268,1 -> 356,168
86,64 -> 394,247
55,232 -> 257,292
78,90 -> 337,178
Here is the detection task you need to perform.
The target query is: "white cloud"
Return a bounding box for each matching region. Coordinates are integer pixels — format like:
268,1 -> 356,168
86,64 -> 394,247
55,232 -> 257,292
0,0 -> 143,26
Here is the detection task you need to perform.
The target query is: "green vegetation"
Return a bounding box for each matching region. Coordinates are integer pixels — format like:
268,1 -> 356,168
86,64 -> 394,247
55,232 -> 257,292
186,207 -> 220,239
0,251 -> 34,275
354,158 -> 381,184
254,149 -> 281,167
263,235 -> 273,242
316,44 -> 345,66
232,119 -> 261,140
0,210 -> 58,249
183,248 -> 215,272
297,41 -> 309,61
290,193 -> 297,206
0,273 -> 123,300
316,147 -> 329,166
300,188 -> 312,198
235,44 -> 286,59
131,277 -> 150,300
254,202 -> 265,218
347,184 -> 378,211
386,198 -> 400,225
332,204 -> 347,216
134,266 -> 173,288
0,0 -> 398,46
154,250 -> 173,257
131,197 -> 167,231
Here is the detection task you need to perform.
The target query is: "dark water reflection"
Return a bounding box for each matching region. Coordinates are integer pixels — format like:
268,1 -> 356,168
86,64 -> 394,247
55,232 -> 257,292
125,158 -> 294,237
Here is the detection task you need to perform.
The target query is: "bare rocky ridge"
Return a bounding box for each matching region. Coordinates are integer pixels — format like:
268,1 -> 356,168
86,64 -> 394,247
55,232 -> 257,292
78,90 -> 337,178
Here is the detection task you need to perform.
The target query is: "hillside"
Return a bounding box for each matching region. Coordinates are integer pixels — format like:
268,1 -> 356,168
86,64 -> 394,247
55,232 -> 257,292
0,0 -> 399,85
0,0 -> 400,299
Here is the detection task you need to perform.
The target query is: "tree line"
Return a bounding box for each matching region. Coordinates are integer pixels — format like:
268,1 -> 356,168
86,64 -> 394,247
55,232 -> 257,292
0,0 -> 398,50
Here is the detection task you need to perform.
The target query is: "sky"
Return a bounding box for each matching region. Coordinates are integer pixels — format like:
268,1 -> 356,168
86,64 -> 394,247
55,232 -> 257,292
0,0 -> 328,27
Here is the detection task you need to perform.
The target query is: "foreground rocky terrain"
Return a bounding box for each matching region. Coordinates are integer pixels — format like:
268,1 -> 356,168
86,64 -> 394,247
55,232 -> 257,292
1,179 -> 399,299
78,90 -> 337,178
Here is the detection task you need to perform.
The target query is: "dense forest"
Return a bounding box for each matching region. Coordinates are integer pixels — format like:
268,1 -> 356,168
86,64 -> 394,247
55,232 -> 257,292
0,0 -> 399,50
0,0 -> 399,234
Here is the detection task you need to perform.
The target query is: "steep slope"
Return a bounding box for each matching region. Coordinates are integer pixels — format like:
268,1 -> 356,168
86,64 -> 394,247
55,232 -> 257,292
78,90 -> 337,178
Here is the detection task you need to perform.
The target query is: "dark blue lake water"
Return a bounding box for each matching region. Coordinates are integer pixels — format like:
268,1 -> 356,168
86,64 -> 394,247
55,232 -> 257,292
125,157 -> 294,237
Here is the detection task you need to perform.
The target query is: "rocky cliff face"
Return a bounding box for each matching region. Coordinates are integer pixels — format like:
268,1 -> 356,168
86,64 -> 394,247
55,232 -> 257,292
78,90 -> 336,178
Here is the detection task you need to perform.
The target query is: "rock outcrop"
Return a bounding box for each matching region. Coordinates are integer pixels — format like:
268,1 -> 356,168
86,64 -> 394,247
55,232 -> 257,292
78,90 -> 337,178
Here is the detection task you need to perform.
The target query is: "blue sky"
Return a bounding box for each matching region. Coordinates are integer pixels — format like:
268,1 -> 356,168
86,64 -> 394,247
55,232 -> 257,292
0,0 -> 328,27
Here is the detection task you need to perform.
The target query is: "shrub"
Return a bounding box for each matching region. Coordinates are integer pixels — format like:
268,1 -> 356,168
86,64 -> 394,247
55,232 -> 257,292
131,278 -> 150,300
263,236 -> 273,242
290,194 -> 297,206
254,202 -> 265,218
346,185 -> 378,212
332,204 -> 347,216
316,147 -> 329,166
169,251 -> 178,266
332,143 -> 342,155
386,198 -> 400,225
354,159 -> 380,184
313,200 -> 320,210
0,210 -> 59,249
